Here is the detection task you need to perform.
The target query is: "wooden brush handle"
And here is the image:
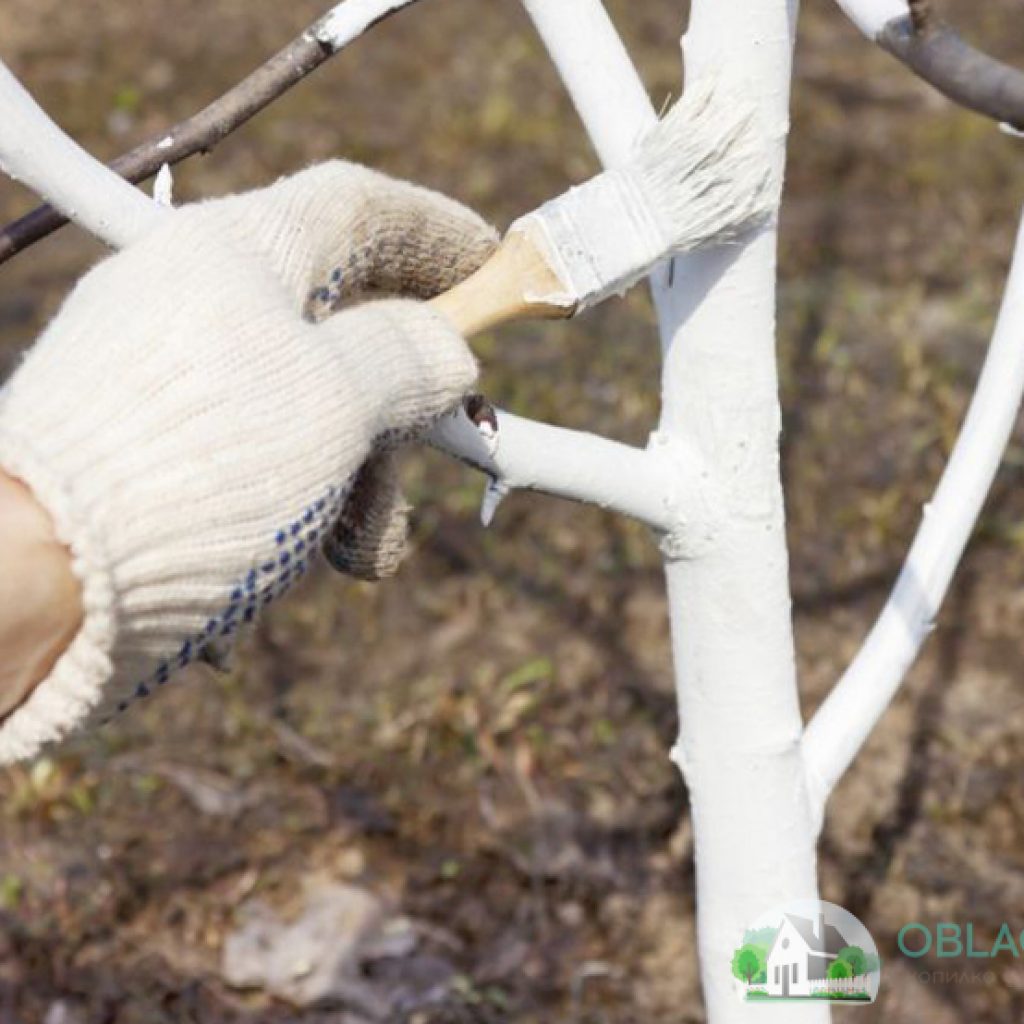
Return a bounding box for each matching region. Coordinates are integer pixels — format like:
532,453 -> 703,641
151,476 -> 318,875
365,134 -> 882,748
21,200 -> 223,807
429,228 -> 573,337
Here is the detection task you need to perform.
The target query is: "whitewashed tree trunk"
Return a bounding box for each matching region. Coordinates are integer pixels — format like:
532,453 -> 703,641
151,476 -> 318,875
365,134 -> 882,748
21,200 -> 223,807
659,4 -> 826,1021
523,2 -> 823,1021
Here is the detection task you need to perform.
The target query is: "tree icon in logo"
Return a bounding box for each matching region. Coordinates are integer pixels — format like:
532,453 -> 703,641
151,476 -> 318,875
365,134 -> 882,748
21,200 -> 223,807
733,944 -> 765,987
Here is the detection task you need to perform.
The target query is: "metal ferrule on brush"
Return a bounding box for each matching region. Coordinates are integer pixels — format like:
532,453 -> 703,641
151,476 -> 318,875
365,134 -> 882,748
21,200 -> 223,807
509,167 -> 668,313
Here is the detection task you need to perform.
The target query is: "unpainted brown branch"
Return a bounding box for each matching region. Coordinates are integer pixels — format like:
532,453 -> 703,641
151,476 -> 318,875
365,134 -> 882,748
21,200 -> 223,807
0,4 -> 410,267
879,9 -> 1024,131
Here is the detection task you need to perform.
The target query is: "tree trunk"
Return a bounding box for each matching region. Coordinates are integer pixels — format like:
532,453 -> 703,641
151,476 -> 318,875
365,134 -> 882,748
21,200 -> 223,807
660,2 -> 828,1021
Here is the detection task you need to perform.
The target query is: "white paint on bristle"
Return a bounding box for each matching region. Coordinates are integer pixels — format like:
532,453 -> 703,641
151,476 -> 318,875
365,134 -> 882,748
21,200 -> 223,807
512,78 -> 773,311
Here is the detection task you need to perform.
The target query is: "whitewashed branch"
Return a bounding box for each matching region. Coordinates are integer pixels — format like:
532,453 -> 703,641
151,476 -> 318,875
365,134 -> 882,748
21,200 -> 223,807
832,0 -> 908,38
313,0 -> 422,50
1,6 -> 684,537
518,0 -> 658,166
429,407 -> 686,534
802,208 -> 1024,808
0,59 -> 168,249
518,0 -> 682,313
0,0 -> 427,259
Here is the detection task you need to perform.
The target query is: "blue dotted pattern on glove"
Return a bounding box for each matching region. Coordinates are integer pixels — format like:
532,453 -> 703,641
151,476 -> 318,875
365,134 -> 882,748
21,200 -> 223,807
112,482 -> 349,715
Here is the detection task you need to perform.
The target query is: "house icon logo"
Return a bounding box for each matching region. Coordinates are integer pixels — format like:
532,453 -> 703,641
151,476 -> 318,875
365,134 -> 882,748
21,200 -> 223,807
731,899 -> 881,1004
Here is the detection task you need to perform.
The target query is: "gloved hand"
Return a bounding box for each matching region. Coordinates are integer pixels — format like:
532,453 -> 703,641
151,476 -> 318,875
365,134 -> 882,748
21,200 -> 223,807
0,161 -> 497,763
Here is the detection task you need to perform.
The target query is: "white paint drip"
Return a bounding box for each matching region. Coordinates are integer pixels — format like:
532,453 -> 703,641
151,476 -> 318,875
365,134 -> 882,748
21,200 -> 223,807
480,478 -> 509,527
153,163 -> 174,207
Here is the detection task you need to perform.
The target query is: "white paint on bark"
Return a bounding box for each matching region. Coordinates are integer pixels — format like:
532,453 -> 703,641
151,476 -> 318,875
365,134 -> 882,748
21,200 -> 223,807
0,0 -> 424,252
0,60 -> 167,249
519,0 -> 659,168
831,0 -> 909,38
520,3 -> 826,1022
661,3 -> 827,1018
429,406 -> 688,536
312,0 -> 420,52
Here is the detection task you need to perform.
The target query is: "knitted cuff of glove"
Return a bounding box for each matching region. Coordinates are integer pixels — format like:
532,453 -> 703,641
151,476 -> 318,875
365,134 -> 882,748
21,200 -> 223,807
0,427 -> 117,763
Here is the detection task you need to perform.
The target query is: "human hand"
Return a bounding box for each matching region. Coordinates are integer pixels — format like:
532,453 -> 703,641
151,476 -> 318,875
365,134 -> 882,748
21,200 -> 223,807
0,161 -> 496,762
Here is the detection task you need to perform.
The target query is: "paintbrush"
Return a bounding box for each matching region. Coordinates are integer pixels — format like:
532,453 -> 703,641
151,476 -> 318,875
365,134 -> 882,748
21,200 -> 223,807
430,80 -> 774,336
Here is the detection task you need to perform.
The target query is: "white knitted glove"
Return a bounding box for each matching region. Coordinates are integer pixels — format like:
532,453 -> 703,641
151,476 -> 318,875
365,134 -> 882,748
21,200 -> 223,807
0,161 -> 497,763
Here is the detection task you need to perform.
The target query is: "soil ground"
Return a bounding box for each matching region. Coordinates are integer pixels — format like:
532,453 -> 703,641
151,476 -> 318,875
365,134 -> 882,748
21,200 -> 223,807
1,1 -> 1024,1021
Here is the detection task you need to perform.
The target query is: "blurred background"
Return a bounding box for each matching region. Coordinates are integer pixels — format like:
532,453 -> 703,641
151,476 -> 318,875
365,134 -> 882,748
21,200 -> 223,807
1,1 -> 1023,1021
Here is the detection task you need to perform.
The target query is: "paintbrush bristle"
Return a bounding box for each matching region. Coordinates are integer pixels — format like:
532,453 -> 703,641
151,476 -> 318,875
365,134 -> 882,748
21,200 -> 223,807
636,78 -> 774,256
510,77 -> 774,312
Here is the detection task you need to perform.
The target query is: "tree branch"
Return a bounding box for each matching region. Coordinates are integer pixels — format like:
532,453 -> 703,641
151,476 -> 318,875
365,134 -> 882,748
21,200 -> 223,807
0,60 -> 168,251
517,0 -> 681,308
1,0 -> 693,539
802,206 -> 1024,811
518,0 -> 658,167
0,0 -> 424,266
834,0 -> 1024,130
428,403 -> 684,536
880,13 -> 1024,130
